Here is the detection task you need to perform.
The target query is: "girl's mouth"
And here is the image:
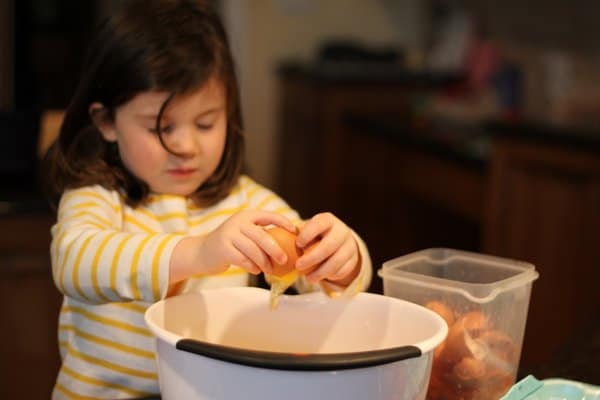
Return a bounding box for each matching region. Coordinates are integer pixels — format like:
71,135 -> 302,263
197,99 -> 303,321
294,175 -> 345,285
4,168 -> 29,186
168,168 -> 197,177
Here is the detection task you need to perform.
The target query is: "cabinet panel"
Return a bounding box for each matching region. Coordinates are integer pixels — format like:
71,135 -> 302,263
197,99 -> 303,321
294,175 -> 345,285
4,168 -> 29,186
276,79 -> 323,217
485,138 -> 600,371
276,75 -> 484,293
276,77 -> 411,217
0,213 -> 61,398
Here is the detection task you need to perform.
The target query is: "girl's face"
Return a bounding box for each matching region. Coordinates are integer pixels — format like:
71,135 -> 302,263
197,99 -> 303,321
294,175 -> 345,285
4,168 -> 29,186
95,79 -> 227,197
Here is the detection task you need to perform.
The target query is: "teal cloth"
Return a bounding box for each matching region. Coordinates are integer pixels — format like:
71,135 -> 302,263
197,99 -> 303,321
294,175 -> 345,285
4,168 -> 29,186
501,375 -> 600,400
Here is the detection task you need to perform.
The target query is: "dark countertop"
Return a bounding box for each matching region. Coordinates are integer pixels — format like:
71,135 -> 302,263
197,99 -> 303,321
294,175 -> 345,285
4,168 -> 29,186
0,197 -> 49,216
0,171 -> 50,216
278,61 -> 465,87
343,112 -> 600,169
484,119 -> 600,152
344,112 -> 491,170
278,61 -> 600,154
0,189 -> 49,216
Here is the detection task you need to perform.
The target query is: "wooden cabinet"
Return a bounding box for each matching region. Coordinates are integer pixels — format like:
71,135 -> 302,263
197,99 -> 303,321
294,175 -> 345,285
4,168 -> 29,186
484,137 -> 600,371
277,71 -> 599,381
276,72 -> 484,293
277,74 -> 412,217
335,124 -> 485,286
0,212 -> 61,399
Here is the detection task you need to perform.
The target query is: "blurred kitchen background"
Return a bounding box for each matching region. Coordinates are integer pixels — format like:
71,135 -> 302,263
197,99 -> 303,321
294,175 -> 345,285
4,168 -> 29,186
1,0 -> 598,397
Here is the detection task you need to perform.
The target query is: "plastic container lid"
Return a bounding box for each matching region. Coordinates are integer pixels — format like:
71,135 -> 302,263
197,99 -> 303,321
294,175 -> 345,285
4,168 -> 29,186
500,375 -> 600,400
378,248 -> 539,304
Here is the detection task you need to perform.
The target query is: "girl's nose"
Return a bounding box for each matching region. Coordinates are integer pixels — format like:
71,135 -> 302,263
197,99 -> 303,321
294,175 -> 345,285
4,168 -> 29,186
165,126 -> 198,157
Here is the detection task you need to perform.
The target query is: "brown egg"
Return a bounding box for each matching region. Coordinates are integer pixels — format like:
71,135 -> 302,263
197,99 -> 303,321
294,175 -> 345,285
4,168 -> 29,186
472,366 -> 515,400
442,311 -> 489,364
453,356 -> 486,383
425,371 -> 446,400
265,226 -> 301,277
433,339 -> 446,361
479,330 -> 518,365
425,300 -> 456,328
427,369 -> 460,400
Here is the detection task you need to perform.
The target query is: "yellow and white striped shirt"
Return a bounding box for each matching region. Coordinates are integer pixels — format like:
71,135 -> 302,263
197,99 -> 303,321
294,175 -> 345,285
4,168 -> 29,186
51,175 -> 371,399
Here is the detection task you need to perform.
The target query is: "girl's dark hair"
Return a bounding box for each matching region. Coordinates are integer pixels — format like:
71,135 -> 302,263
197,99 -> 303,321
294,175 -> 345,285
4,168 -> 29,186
43,0 -> 244,208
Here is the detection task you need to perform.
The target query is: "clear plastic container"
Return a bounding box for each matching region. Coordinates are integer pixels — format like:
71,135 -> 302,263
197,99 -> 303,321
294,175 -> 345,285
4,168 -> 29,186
378,248 -> 539,400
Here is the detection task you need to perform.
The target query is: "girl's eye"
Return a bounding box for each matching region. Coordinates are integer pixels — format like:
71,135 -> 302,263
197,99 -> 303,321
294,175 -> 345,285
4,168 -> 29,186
148,125 -> 174,134
196,123 -> 214,131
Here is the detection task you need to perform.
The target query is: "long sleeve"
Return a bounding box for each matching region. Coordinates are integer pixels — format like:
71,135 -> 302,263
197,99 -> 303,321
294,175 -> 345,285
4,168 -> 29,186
51,185 -> 185,304
50,177 -> 372,399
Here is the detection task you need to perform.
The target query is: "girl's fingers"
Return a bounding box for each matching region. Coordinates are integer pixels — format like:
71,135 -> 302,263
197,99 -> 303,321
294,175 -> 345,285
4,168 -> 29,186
249,211 -> 296,232
305,238 -> 354,282
296,224 -> 348,271
231,235 -> 272,274
240,224 -> 287,267
227,244 -> 261,275
295,237 -> 336,271
296,213 -> 334,247
329,254 -> 358,281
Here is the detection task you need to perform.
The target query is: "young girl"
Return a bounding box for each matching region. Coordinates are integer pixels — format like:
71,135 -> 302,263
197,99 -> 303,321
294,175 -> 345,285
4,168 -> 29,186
44,1 -> 371,398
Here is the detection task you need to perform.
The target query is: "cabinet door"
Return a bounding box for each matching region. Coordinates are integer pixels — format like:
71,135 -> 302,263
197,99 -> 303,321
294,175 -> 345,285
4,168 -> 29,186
484,138 -> 600,373
276,76 -> 412,218
0,213 -> 62,399
276,78 -> 322,217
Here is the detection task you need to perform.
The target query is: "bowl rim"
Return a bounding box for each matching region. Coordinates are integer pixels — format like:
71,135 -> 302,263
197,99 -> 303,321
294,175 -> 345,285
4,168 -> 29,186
144,288 -> 448,370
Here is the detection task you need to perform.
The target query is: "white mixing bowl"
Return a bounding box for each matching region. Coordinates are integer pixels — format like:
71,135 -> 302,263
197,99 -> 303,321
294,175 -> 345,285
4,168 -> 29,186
145,287 -> 447,400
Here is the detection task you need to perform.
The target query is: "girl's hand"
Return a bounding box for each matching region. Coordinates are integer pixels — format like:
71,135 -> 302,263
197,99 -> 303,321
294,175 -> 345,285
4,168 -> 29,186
197,210 -> 296,275
294,212 -> 360,285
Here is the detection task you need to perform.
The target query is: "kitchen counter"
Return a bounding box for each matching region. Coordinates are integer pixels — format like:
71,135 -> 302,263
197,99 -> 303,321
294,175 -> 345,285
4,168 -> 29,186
0,173 -> 49,216
343,113 -> 600,168
277,61 -> 464,86
484,119 -> 600,151
343,112 -> 490,170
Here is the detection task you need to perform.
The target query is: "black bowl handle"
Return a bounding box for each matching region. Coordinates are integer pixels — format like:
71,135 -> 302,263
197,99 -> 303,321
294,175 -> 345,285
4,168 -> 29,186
176,339 -> 422,371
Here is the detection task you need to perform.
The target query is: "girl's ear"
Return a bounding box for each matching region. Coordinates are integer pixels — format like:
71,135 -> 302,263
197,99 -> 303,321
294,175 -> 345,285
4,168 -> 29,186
89,102 -> 117,142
